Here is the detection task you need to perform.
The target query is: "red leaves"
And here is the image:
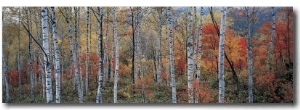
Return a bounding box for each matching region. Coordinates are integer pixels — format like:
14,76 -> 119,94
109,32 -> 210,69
176,58 -> 186,75
7,70 -> 18,85
238,37 -> 247,56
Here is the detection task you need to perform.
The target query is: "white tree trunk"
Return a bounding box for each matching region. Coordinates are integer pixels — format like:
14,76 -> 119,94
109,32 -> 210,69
247,11 -> 253,103
133,8 -> 139,88
165,18 -> 170,87
74,7 -> 84,97
51,7 -> 61,103
26,8 -> 34,96
103,10 -> 109,87
41,7 -> 53,103
85,7 -> 90,95
268,7 -> 276,71
195,7 -> 203,103
103,11 -> 110,87
3,47 -> 9,102
167,7 -> 177,103
39,56 -> 46,98
218,7 -> 227,103
112,7 -> 119,103
34,9 -> 40,92
187,7 -> 195,103
156,8 -> 163,85
18,7 -> 22,94
137,7 -> 142,91
96,7 -> 104,103
137,7 -> 145,103
64,7 -> 83,103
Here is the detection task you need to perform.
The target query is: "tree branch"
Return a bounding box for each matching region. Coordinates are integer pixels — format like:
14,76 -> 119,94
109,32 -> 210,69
21,21 -> 49,66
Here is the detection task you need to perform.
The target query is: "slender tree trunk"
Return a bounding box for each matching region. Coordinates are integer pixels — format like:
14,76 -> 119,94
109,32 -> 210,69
137,7 -> 142,92
195,7 -> 203,103
26,8 -> 34,96
41,58 -> 45,98
86,7 -> 90,95
51,7 -> 61,103
110,10 -> 115,82
103,11 -> 110,87
41,7 -> 53,103
268,7 -> 276,71
286,8 -> 291,63
141,44 -> 146,103
167,7 -> 177,103
64,7 -> 83,103
245,8 -> 254,103
96,7 -> 104,103
193,7 -> 198,62
165,21 -> 170,87
34,9 -> 41,94
130,7 -> 137,87
218,7 -> 227,103
187,7 -> 194,103
18,7 -> 22,94
137,7 -> 144,102
112,7 -> 119,103
110,44 -> 115,81
133,8 -> 139,88
156,8 -> 163,85
3,44 -> 10,102
74,7 -> 84,96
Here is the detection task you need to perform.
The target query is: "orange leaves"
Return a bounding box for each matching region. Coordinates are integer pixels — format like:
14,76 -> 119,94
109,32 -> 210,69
119,63 -> 130,77
194,81 -> 215,103
177,80 -> 215,103
259,21 -> 272,35
238,37 -> 247,56
134,74 -> 155,99
255,72 -> 280,102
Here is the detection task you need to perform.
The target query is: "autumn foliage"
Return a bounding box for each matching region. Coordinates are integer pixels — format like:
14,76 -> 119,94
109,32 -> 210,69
2,7 -> 293,103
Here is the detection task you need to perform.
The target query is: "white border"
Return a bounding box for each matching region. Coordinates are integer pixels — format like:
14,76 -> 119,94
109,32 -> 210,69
1,0 -> 299,110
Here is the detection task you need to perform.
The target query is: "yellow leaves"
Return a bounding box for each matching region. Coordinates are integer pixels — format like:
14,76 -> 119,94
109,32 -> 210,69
119,62 -> 131,77
225,35 -> 242,63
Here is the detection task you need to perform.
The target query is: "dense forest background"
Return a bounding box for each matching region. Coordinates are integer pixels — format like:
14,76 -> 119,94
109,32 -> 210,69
2,7 -> 293,103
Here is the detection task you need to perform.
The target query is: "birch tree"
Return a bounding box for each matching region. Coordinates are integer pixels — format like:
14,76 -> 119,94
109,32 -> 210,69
112,7 -> 120,103
103,9 -> 110,87
33,8 -> 41,90
61,7 -> 83,103
41,7 -> 53,103
25,8 -> 34,96
73,7 -> 84,96
137,7 -> 142,91
133,7 -> 139,88
3,43 -> 10,102
167,7 -> 177,103
165,9 -> 170,87
18,7 -> 22,94
195,7 -> 204,103
187,7 -> 194,103
51,7 -> 61,103
155,7 -> 163,85
86,7 -> 90,95
268,7 -> 276,71
218,7 -> 227,103
129,7 -> 137,87
96,7 -> 104,103
243,7 -> 260,103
